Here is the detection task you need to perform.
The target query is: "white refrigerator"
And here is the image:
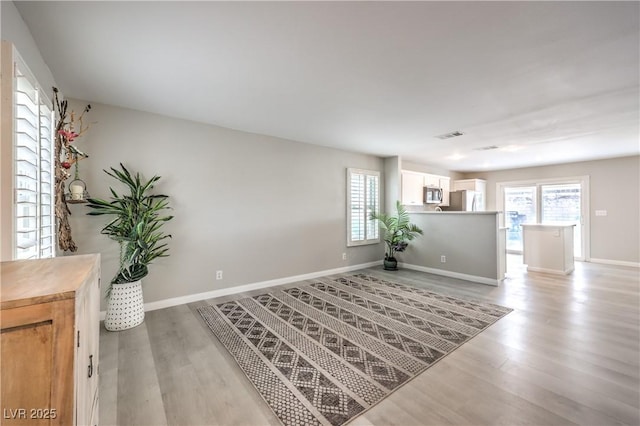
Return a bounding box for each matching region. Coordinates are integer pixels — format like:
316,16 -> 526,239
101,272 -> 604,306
448,190 -> 478,211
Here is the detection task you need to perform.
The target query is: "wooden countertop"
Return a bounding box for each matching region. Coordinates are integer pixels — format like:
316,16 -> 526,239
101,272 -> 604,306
1,254 -> 100,310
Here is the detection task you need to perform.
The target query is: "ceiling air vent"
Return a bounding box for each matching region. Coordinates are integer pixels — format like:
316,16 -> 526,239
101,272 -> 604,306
435,131 -> 464,140
474,145 -> 500,151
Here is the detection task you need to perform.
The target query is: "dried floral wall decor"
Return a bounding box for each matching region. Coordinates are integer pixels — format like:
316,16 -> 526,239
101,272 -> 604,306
53,87 -> 91,252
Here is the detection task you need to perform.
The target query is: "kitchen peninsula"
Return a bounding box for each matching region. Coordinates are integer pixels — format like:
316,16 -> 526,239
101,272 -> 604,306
400,211 -> 507,285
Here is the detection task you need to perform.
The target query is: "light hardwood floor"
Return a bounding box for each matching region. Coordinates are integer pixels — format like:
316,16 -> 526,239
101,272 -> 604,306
99,257 -> 640,425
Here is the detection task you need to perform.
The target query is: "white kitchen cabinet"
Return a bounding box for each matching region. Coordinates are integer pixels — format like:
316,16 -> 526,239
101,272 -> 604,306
453,178 -> 486,211
453,178 -> 486,192
423,174 -> 440,187
402,171 -> 451,207
439,177 -> 450,206
401,171 -> 425,205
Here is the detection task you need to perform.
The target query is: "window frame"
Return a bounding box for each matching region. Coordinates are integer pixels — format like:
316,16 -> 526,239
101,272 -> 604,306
7,46 -> 55,260
347,168 -> 380,247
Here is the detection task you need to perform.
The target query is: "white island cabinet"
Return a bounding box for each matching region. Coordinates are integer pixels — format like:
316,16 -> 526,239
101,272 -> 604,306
522,224 -> 575,275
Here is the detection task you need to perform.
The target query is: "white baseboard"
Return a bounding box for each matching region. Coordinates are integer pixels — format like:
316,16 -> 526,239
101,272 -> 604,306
100,261 -> 381,320
526,265 -> 574,275
399,263 -> 500,286
588,258 -> 640,268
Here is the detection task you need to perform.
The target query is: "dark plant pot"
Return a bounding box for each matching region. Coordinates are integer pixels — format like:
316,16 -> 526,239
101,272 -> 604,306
383,257 -> 398,271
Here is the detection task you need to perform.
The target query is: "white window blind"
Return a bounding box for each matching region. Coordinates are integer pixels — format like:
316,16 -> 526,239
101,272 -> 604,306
14,57 -> 55,260
347,168 -> 380,246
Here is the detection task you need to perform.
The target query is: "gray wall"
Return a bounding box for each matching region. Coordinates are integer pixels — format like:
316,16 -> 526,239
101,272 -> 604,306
402,212 -> 500,281
383,156 -> 401,213
465,156 -> 640,264
66,101 -> 384,309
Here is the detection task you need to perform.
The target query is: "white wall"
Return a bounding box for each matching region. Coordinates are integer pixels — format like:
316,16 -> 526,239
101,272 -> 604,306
466,156 -> 640,264
0,1 -> 55,95
66,100 -> 385,309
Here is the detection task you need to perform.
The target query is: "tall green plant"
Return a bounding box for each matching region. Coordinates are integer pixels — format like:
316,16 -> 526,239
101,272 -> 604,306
370,200 -> 423,260
86,164 -> 173,289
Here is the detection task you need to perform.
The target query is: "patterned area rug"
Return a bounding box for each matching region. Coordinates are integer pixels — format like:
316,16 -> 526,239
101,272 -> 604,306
197,273 -> 512,426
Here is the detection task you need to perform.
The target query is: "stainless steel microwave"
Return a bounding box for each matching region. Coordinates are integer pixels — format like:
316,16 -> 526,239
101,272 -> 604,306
423,186 -> 443,204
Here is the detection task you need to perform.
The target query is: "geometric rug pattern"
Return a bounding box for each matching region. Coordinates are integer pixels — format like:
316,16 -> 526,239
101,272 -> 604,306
198,273 -> 512,426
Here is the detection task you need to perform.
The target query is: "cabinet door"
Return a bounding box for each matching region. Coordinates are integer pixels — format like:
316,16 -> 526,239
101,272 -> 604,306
401,172 -> 425,205
453,179 -> 473,191
75,273 -> 100,426
87,275 -> 100,426
439,177 -> 450,206
75,285 -> 90,426
453,179 -> 485,191
0,299 -> 75,426
424,174 -> 440,187
1,314 -> 53,425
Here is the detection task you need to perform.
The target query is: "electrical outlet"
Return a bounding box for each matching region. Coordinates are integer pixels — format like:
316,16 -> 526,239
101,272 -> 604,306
342,253 -> 347,260
216,270 -> 223,280
440,255 -> 446,263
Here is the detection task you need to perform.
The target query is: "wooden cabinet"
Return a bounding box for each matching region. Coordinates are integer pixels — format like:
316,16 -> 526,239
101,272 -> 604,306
1,254 -> 100,425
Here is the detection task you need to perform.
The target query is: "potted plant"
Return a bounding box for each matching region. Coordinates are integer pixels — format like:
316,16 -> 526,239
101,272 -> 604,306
370,200 -> 423,270
86,163 -> 173,331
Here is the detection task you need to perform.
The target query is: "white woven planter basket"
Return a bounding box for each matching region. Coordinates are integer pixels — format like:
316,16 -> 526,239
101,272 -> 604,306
104,280 -> 145,331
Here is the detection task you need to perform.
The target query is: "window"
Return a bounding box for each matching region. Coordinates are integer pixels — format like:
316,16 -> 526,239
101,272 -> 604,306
13,53 -> 55,260
347,168 -> 379,246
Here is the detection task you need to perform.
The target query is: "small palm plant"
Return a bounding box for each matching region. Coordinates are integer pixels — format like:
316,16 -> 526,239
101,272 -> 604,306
86,164 -> 173,290
370,200 -> 423,270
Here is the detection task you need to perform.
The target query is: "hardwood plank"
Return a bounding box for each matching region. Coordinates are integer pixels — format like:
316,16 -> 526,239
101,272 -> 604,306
115,321 -> 168,426
101,258 -> 640,425
432,349 -> 622,426
143,304 -> 279,426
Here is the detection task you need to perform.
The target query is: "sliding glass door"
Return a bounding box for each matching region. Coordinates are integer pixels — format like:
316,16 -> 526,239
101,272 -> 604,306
541,183 -> 582,257
500,178 -> 587,260
504,186 -> 536,252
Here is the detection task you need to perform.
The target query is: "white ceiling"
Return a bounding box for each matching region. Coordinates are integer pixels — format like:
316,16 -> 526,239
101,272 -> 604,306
15,1 -> 640,172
